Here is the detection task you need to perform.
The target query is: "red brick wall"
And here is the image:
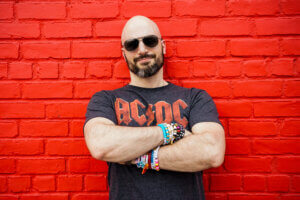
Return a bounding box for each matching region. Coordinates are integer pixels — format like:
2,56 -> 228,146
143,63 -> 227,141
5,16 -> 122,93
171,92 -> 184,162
0,0 -> 299,199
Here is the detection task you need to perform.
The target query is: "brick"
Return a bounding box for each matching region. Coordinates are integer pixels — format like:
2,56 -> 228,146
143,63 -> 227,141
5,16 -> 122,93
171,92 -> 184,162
281,194 -> 300,200
95,20 -> 125,37
32,176 -> 55,192
113,60 -> 130,78
254,101 -> 300,117
46,102 -> 87,118
0,139 -> 43,155
0,159 -> 15,174
0,82 -> 20,98
71,193 -> 109,200
0,176 -> 7,192
0,42 -> 18,58
253,139 -> 300,155
70,2 -> 118,19
8,176 -> 31,192
230,39 -> 278,56
0,3 -> 13,19
256,18 -> 300,35
0,103 -> 44,118
281,119 -> 300,136
0,195 -> 18,200
0,23 -> 40,38
215,101 -> 252,117
16,2 -> 66,19
123,1 -> 171,18
74,81 -> 124,98
232,80 -> 282,97
177,40 -> 225,57
281,0 -> 300,14
68,158 -> 108,173
285,80 -> 300,97
225,156 -> 272,172
37,62 -> 59,79
0,63 -> 7,78
85,175 -> 107,191
296,58 -> 300,74
72,41 -> 121,58
243,60 -> 267,77
46,139 -> 89,156
269,58 -> 294,76
22,42 -> 70,59
0,121 -> 17,137
291,175 -> 300,192
166,60 -> 190,78
44,21 -> 91,38
205,193 -> 227,200
218,60 -> 242,77
229,194 -> 279,200
227,0 -> 279,16
20,120 -> 68,137
210,174 -> 241,191
20,194 -> 68,200
175,0 -> 225,16
182,81 -> 231,98
23,82 -> 73,99
18,158 -> 65,174
70,120 -> 84,137
267,175 -> 290,192
57,175 -> 82,192
157,20 -> 197,36
87,61 -> 112,78
229,120 -> 277,136
9,62 -> 32,79
277,157 -> 300,173
201,19 -> 252,36
282,39 -> 300,55
62,61 -> 85,79
192,60 -> 216,77
226,138 -> 250,155
244,175 -> 266,192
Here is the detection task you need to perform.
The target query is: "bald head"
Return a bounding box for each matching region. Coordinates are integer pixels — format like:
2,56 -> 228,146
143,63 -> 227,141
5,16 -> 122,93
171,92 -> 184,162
121,16 -> 161,44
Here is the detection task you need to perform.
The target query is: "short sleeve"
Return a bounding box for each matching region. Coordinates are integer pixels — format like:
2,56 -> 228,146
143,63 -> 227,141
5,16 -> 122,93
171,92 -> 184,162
85,90 -> 117,126
189,88 -> 221,129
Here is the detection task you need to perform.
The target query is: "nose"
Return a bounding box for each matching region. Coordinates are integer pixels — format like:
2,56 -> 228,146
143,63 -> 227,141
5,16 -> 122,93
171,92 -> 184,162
137,40 -> 148,54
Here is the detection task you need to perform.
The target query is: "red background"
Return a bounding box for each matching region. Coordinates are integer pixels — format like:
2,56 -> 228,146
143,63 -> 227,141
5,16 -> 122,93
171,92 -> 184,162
0,0 -> 299,199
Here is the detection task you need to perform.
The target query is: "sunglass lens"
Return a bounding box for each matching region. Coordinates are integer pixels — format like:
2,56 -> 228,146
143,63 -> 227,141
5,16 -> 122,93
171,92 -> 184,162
124,39 -> 139,51
143,36 -> 158,47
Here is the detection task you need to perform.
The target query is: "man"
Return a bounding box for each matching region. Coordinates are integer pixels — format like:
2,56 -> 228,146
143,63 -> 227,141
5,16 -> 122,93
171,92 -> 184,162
84,15 -> 225,200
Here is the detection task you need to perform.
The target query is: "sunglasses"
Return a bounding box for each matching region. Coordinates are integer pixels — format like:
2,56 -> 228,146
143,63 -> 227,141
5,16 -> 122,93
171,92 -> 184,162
123,35 -> 161,51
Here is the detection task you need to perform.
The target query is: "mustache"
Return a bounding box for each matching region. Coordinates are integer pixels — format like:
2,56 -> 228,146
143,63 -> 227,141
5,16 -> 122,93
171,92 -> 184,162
134,54 -> 156,63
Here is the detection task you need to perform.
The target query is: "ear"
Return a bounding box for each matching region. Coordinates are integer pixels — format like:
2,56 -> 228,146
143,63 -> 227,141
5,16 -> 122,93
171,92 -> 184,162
121,48 -> 126,59
161,40 -> 166,54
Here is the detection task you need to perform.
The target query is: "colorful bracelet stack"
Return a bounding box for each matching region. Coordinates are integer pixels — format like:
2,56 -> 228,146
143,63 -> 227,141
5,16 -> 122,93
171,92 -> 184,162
136,146 -> 160,174
158,122 -> 185,145
136,123 -> 185,174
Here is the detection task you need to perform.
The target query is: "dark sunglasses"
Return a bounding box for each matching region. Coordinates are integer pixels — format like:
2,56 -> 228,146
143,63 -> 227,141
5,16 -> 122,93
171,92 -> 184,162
123,35 -> 161,51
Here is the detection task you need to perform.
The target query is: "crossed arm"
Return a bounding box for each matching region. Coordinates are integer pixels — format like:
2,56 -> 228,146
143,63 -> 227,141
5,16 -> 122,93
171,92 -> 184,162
84,117 -> 225,172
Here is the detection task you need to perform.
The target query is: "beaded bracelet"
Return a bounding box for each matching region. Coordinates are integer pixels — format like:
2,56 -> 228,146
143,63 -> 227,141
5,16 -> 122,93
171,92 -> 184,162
136,146 -> 160,174
158,123 -> 185,145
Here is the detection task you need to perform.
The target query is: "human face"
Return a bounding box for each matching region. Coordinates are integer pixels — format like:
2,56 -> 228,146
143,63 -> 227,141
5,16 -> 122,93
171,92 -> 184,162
122,34 -> 165,78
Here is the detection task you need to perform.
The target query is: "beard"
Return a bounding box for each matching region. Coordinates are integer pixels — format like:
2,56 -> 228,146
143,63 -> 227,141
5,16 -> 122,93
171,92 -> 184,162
124,50 -> 164,78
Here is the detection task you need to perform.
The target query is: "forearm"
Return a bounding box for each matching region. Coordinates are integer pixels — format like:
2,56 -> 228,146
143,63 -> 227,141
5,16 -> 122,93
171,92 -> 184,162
84,118 -> 163,163
158,124 -> 225,172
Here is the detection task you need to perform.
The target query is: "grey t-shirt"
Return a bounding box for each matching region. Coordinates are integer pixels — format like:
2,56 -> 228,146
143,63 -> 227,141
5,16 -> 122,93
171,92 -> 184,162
85,83 -> 221,200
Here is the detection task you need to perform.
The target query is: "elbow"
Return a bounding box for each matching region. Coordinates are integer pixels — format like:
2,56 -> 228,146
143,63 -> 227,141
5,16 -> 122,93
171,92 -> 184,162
209,147 -> 225,168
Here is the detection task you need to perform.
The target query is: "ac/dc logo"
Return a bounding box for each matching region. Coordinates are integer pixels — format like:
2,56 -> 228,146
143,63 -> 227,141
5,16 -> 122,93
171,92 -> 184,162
115,98 -> 188,127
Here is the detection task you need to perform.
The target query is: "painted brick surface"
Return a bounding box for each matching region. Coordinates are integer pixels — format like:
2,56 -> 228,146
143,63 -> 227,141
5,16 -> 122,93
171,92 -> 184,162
0,0 -> 299,199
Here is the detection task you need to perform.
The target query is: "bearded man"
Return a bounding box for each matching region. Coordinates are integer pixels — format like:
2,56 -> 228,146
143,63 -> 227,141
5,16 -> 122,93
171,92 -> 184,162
84,15 -> 225,200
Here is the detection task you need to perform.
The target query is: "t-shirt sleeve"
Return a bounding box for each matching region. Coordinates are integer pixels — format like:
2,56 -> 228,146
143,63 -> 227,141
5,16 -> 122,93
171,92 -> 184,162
189,88 -> 221,129
85,90 -> 117,126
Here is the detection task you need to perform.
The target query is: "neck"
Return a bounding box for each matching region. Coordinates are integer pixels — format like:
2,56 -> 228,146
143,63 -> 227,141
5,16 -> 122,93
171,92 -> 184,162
129,68 -> 167,88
